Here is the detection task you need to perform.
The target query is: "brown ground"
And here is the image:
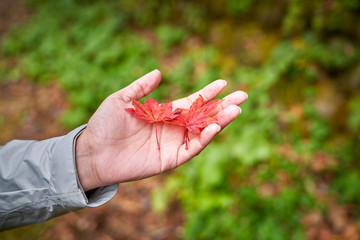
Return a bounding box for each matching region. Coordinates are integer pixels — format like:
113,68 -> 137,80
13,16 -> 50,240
0,79 -> 68,143
0,0 -> 27,38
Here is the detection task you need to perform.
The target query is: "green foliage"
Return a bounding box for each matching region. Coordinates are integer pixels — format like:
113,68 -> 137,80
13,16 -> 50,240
1,0 -> 158,127
282,0 -> 360,36
348,93 -> 360,132
1,0 -> 360,239
332,170 -> 360,205
226,0 -> 257,17
156,24 -> 188,54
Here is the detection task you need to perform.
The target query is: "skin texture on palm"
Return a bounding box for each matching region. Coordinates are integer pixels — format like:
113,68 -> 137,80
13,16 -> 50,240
75,70 -> 248,191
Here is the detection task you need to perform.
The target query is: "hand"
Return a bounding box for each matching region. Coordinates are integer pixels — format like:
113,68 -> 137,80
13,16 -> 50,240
75,70 -> 248,191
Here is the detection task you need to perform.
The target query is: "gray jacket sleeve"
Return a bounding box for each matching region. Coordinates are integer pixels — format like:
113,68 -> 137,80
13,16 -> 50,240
0,125 -> 118,231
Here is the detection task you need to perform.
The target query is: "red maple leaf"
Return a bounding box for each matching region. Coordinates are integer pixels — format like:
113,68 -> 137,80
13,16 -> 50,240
170,95 -> 223,149
125,98 -> 174,149
125,95 -> 223,150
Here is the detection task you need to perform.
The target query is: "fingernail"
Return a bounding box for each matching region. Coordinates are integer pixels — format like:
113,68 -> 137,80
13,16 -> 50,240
244,92 -> 248,99
216,124 -> 221,132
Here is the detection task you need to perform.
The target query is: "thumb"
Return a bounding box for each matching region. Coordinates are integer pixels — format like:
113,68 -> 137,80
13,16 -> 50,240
116,69 -> 162,102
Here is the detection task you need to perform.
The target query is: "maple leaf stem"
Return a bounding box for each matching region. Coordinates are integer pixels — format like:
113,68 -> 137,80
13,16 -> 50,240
155,124 -> 160,150
184,129 -> 189,150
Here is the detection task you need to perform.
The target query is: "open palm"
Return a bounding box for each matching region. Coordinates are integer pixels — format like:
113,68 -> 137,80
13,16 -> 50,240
75,70 -> 248,191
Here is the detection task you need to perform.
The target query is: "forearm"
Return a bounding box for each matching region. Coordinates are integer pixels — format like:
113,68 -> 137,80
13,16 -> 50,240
0,126 -> 118,231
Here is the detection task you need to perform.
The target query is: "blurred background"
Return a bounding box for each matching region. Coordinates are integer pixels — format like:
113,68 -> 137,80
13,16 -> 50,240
1,0 -> 360,239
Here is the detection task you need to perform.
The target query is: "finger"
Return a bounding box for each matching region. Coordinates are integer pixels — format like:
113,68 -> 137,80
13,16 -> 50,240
214,91 -> 247,113
116,69 -> 162,102
176,123 -> 221,166
216,105 -> 242,129
176,104 -> 242,166
177,105 -> 241,165
172,80 -> 227,109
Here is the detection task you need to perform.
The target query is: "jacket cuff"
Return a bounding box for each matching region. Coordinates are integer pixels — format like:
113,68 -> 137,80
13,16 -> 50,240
51,125 -> 118,208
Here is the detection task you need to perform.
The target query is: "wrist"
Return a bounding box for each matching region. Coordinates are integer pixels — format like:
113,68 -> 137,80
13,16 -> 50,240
75,130 -> 100,192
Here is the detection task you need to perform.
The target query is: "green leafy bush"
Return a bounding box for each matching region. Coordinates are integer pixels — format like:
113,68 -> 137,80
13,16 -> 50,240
1,0 -> 360,239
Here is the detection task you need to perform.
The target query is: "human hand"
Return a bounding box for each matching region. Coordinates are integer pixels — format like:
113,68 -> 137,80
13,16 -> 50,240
75,70 -> 248,191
